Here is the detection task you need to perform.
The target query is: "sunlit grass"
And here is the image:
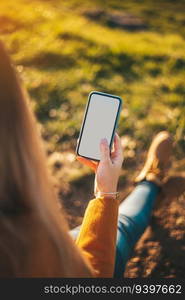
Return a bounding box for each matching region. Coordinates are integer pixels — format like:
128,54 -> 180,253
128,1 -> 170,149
0,0 -> 184,162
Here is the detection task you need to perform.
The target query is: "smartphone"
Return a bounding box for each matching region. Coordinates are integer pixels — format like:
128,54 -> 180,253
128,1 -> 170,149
76,91 -> 122,161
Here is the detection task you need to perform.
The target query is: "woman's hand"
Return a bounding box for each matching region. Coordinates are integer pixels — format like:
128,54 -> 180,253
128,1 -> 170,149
76,133 -> 123,195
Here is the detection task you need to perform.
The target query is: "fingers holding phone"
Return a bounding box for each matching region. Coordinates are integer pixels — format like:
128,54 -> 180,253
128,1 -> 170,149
110,133 -> 123,166
94,134 -> 123,195
77,132 -> 123,196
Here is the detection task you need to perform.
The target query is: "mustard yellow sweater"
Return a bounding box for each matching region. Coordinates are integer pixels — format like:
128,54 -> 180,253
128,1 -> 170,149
76,196 -> 119,278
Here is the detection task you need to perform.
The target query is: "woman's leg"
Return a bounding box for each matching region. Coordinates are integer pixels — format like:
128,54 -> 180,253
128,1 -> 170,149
114,131 -> 173,277
114,180 -> 160,277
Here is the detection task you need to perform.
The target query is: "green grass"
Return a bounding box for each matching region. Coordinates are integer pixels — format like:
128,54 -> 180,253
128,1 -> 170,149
0,0 -> 185,159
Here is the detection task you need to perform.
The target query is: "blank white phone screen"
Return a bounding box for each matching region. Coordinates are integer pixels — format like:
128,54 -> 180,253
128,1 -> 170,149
78,93 -> 120,160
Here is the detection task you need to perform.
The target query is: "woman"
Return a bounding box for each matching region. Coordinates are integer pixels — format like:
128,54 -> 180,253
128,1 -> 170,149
0,40 -> 123,277
0,41 -> 184,278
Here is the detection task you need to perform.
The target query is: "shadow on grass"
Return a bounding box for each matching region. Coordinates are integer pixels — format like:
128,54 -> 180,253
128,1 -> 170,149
59,32 -> 95,45
58,31 -> 169,82
59,31 -> 141,81
30,84 -> 69,121
21,51 -> 76,70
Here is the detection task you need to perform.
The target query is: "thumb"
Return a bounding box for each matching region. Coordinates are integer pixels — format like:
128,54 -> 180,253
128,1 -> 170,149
100,138 -> 110,162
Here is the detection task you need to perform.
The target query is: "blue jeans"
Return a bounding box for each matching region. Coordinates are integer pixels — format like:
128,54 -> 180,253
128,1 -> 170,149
70,181 -> 159,277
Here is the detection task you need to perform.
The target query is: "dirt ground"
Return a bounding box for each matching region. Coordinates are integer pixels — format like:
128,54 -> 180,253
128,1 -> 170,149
124,198 -> 185,277
50,148 -> 185,278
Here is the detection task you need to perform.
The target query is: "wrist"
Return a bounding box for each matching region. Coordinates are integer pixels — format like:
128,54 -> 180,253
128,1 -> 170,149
95,191 -> 119,200
96,185 -> 118,194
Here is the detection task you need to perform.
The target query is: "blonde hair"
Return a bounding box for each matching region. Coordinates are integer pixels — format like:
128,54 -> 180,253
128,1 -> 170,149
0,41 -> 93,277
